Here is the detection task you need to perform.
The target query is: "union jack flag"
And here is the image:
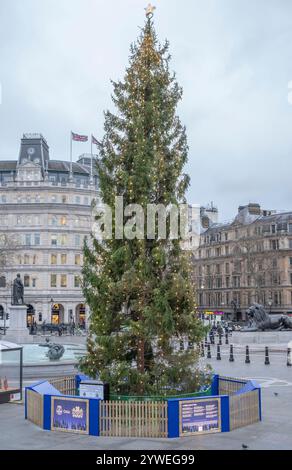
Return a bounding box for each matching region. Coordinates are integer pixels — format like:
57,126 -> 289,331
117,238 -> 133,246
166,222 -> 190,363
71,132 -> 88,142
92,134 -> 101,146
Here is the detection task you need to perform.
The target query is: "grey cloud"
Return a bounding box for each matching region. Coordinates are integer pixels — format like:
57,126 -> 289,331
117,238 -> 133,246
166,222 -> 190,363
0,0 -> 292,220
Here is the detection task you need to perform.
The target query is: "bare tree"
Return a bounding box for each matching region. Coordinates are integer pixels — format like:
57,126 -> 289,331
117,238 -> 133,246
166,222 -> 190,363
0,233 -> 19,274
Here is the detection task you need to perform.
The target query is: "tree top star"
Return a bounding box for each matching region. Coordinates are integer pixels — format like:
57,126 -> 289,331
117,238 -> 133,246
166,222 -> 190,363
145,3 -> 156,18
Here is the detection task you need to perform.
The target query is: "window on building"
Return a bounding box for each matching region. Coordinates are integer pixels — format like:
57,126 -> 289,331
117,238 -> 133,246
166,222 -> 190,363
224,233 -> 228,241
1,195 -> 7,204
289,239 -> 292,249
24,254 -> 29,265
234,261 -> 241,272
271,224 -> 276,234
74,276 -> 81,288
51,254 -> 57,265
25,234 -> 32,246
270,239 -> 279,250
84,197 -> 89,205
60,234 -> 67,246
216,248 -> 221,257
51,215 -> 58,226
225,276 -> 230,288
289,223 -> 292,233
277,223 -> 287,232
0,276 -> 6,288
61,254 -> 67,265
24,275 -> 30,287
51,235 -> 58,246
290,257 -> 292,266
75,196 -> 81,204
274,292 -> 282,306
34,234 -> 40,245
232,276 -> 240,288
75,234 -> 81,247
50,274 -> 57,288
60,275 -> 67,288
62,195 -> 67,204
32,278 -> 37,288
225,263 -> 230,274
75,254 -> 81,265
51,195 -> 57,203
270,258 -> 277,269
60,216 -> 67,226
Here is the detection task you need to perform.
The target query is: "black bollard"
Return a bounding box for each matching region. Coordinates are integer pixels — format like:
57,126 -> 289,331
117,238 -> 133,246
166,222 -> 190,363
207,343 -> 212,359
200,342 -> 205,357
217,344 -> 221,360
225,333 -> 229,345
219,334 -> 222,346
205,336 -> 208,348
287,348 -> 292,367
245,345 -> 251,364
264,346 -> 270,365
229,344 -> 234,362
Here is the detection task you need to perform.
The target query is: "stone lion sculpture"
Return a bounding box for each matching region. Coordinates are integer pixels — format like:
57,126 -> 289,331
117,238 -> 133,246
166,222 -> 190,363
245,303 -> 292,331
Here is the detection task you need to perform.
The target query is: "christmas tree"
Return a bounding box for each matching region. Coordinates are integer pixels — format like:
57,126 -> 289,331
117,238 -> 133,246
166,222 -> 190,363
80,6 -> 207,396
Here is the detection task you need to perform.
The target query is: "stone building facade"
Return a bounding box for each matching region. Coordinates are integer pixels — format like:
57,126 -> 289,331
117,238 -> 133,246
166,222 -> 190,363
182,203 -> 219,251
193,203 -> 292,321
0,134 -> 100,326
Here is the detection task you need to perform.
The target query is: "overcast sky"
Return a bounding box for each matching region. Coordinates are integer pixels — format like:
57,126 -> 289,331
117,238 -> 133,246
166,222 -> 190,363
1,0 -> 292,221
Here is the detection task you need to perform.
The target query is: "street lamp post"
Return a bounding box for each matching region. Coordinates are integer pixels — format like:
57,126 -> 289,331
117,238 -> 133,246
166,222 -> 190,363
268,298 -> 273,315
50,297 -> 54,323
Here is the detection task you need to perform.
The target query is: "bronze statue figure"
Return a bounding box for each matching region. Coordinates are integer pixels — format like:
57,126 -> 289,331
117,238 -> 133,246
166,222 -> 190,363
245,304 -> 292,331
12,274 -> 24,305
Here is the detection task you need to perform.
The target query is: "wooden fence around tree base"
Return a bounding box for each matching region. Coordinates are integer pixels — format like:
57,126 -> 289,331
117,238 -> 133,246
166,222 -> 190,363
229,389 -> 260,430
99,400 -> 168,438
26,389 -> 44,428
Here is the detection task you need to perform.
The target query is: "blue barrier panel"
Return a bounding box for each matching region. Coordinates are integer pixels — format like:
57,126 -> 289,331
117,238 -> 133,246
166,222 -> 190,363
32,381 -> 61,396
89,398 -> 100,436
211,375 -> 219,395
167,400 -> 180,438
220,395 -> 230,432
43,394 -> 52,431
258,387 -> 262,421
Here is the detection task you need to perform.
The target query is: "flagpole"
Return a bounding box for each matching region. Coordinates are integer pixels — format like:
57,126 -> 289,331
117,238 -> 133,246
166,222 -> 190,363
70,131 -> 73,182
90,135 -> 94,184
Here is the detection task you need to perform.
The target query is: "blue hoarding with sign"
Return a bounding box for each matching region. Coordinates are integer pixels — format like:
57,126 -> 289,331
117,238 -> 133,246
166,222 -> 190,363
179,398 -> 221,436
51,397 -> 89,434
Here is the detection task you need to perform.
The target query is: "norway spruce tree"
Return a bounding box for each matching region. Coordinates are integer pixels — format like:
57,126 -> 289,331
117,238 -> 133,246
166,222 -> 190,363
80,8 -> 206,396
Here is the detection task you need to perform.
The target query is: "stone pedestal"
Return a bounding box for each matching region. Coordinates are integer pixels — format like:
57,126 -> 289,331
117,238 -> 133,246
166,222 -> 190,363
6,305 -> 30,344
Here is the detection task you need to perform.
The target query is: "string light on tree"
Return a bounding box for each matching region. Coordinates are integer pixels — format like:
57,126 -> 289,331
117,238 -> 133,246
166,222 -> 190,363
80,6 -> 207,396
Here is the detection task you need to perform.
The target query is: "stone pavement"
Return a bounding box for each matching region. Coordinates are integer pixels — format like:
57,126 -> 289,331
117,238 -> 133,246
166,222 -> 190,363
1,352 -> 292,450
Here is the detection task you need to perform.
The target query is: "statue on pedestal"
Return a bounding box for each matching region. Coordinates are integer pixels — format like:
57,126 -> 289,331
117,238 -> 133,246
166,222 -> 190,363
244,304 -> 292,331
12,274 -> 24,305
